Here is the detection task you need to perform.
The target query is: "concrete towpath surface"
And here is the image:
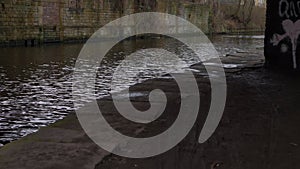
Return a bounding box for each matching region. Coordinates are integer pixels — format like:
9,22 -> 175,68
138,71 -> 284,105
96,68 -> 300,169
1,51 -> 300,169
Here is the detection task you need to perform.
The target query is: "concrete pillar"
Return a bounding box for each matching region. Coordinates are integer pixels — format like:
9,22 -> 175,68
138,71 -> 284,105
265,0 -> 300,70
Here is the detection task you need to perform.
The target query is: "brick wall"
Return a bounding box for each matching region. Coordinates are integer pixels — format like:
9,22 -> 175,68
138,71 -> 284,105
0,0 -> 210,45
0,0 -> 40,45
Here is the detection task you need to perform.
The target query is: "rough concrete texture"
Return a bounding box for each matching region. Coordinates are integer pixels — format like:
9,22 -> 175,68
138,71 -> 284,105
0,114 -> 108,169
96,54 -> 300,169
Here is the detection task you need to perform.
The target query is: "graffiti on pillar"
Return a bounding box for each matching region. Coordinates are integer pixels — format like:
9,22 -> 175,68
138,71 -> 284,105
271,0 -> 300,69
271,19 -> 300,69
278,0 -> 300,18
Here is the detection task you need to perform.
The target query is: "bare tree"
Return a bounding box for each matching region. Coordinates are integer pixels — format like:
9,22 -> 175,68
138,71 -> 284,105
241,0 -> 255,26
231,0 -> 255,27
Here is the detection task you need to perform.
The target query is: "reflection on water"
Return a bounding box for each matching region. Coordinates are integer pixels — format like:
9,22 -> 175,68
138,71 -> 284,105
110,48 -> 189,93
0,45 -> 80,145
212,35 -> 264,56
0,34 -> 264,146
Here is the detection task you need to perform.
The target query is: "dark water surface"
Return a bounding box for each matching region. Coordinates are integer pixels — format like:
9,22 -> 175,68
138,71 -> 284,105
0,35 -> 264,146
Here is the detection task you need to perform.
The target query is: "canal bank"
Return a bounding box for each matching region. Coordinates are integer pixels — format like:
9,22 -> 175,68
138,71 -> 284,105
1,51 -> 299,169
0,34 -> 265,146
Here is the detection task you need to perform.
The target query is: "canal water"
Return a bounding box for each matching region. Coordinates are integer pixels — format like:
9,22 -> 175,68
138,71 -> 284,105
0,34 -> 264,146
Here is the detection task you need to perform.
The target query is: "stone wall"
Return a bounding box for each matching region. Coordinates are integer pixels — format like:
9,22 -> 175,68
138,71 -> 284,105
0,0 -> 41,45
0,0 -> 210,45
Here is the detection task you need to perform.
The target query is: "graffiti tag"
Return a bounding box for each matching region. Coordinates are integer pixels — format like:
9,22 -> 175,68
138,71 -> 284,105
271,19 -> 300,69
271,0 -> 300,69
